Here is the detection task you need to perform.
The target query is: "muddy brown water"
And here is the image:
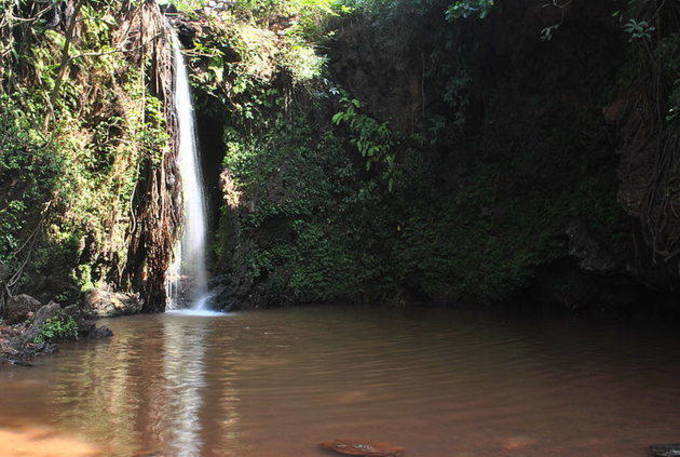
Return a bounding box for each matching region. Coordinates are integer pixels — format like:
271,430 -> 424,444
0,306 -> 679,457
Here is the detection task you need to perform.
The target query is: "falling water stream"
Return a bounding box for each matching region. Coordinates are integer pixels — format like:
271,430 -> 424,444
167,34 -> 212,312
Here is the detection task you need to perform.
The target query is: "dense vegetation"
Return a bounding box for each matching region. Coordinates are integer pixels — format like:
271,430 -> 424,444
1,0 -> 679,318
0,0 -> 177,311
195,0 -> 680,314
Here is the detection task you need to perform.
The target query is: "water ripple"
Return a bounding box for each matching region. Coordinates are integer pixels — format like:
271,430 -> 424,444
0,307 -> 679,457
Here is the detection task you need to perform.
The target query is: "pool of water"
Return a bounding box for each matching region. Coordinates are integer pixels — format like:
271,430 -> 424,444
0,306 -> 679,457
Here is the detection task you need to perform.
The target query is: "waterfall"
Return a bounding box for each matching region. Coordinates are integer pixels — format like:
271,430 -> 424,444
166,34 -> 210,311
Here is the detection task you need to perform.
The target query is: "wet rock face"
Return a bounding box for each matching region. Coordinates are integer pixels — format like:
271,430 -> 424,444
84,287 -> 143,317
565,220 -> 617,273
3,295 -> 43,325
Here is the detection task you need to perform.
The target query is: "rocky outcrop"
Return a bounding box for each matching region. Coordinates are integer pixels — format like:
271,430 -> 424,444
190,0 -> 680,314
3,294 -> 43,325
121,1 -> 183,312
21,302 -> 62,344
1,301 -> 113,366
0,302 -> 62,364
61,303 -> 114,339
84,287 -> 143,317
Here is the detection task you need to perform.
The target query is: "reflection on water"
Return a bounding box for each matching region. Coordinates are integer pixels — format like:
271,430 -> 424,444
0,306 -> 679,457
161,316 -> 208,457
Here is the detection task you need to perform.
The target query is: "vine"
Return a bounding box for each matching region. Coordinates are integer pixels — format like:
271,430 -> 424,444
332,94 -> 399,190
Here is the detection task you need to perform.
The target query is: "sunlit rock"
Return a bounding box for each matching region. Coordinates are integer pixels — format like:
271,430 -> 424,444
3,295 -> 43,325
84,287 -> 143,318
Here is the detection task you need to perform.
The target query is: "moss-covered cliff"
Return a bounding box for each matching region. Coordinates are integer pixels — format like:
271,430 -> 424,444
0,0 -> 181,312
184,0 -> 679,315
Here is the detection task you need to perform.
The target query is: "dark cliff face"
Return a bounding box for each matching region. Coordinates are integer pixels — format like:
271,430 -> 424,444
323,0 -> 680,316
197,0 -> 680,315
324,0 -> 632,309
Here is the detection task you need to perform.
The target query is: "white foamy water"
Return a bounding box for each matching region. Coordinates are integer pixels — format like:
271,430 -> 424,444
166,33 -> 211,312
166,309 -> 227,317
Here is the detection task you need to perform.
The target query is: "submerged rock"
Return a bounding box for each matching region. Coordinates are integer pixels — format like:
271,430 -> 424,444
85,324 -> 113,339
320,439 -> 405,457
651,444 -> 680,457
2,358 -> 32,367
84,287 -> 143,317
3,294 -> 43,325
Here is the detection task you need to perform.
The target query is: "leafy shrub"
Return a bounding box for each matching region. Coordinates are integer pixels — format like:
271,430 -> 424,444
32,315 -> 79,345
445,0 -> 494,21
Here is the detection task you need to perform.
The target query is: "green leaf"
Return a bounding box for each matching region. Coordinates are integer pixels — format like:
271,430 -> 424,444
331,112 -> 344,124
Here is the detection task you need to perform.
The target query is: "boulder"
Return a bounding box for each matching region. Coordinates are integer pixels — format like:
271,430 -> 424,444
22,302 -> 62,343
3,294 -> 43,324
84,287 -> 143,317
62,304 -> 85,321
650,444 -> 680,457
62,304 -> 113,339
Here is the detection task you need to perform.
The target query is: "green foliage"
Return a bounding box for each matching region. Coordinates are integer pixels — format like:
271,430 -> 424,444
141,95 -> 171,166
2,0 -> 656,311
445,0 -> 494,21
32,315 -> 79,345
0,96 -> 61,269
202,0 -> 634,309
623,18 -> 655,41
656,33 -> 680,122
186,4 -> 326,108
0,0 -> 171,301
216,100 -> 385,303
616,0 -> 680,125
331,94 -> 398,189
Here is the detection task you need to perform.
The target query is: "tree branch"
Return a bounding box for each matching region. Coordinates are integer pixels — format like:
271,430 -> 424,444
65,33 -> 162,63
49,0 -> 84,112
